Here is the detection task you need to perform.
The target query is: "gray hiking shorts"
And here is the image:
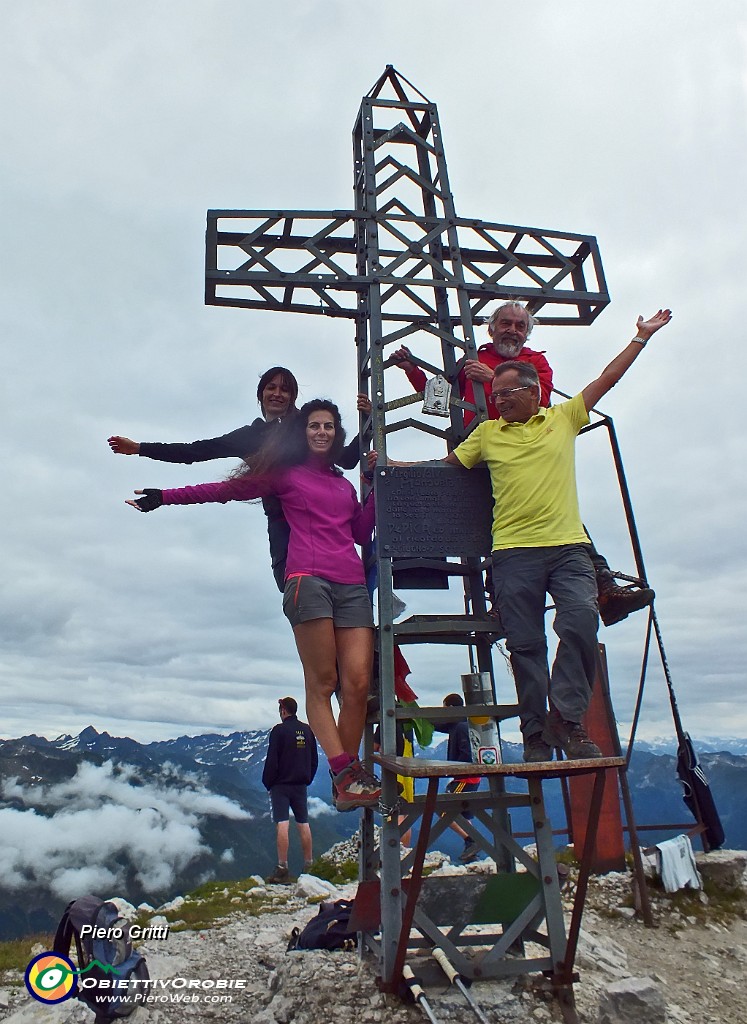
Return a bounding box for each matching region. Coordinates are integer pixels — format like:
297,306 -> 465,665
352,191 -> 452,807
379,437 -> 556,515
283,575 -> 374,629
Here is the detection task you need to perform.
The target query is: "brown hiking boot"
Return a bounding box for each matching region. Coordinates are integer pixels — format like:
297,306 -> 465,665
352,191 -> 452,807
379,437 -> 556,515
523,733 -> 553,763
332,758 -> 381,811
597,575 -> 654,627
543,711 -> 602,760
266,865 -> 291,884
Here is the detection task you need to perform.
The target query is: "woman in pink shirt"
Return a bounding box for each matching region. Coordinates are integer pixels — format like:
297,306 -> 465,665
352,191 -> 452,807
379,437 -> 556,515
127,400 -> 380,812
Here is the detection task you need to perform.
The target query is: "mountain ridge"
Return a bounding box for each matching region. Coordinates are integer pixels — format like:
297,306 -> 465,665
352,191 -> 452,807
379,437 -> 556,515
1,725 -> 746,942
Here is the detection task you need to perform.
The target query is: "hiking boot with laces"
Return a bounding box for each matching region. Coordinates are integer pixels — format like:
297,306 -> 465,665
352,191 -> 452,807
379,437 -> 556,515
523,733 -> 553,763
543,711 -> 602,760
597,575 -> 655,627
459,838 -> 479,864
332,758 -> 381,811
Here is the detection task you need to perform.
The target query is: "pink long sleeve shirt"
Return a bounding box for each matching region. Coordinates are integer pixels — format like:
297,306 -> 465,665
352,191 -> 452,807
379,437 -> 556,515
162,462 -> 375,585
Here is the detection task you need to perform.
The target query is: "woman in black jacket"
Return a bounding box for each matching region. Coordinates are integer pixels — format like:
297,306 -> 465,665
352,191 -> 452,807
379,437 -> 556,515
108,365 -> 369,588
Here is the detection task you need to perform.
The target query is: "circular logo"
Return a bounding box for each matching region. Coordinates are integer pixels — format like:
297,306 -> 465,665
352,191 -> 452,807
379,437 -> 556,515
25,952 -> 78,1004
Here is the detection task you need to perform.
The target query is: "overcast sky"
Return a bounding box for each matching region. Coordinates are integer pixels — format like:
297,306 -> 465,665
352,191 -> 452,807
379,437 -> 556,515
1,1 -> 745,747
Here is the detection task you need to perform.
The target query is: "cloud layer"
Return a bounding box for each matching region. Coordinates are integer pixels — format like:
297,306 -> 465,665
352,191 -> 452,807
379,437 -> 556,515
0,760 -> 250,899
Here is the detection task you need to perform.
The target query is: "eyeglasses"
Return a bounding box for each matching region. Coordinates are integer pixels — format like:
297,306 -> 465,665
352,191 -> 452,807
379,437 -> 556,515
489,385 -> 532,404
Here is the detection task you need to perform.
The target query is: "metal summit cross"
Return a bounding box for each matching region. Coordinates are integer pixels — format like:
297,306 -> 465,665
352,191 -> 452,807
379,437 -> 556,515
204,66 -> 612,1006
205,65 -> 609,451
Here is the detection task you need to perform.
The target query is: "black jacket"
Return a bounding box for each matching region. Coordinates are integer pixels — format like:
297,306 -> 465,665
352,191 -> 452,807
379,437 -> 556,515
139,417 -> 361,468
262,715 -> 319,789
434,720 -> 473,763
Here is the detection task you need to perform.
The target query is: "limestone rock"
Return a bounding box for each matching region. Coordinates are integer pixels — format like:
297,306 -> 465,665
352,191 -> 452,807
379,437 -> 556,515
694,850 -> 747,893
577,929 -> 629,978
158,895 -> 186,913
106,895 -> 137,919
2,1005 -> 84,1022
433,862 -> 468,876
597,976 -> 666,1024
294,873 -> 338,898
2,846 -> 746,1024
612,907 -> 636,919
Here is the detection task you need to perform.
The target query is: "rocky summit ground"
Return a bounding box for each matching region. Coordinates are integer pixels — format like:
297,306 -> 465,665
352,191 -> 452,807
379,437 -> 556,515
1,844 -> 745,1024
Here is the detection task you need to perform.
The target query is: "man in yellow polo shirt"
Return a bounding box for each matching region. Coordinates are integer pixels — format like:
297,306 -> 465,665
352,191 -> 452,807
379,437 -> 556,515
441,308 -> 672,762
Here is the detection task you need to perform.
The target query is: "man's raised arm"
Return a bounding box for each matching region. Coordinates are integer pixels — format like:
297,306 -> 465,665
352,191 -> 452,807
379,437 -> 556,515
581,309 -> 672,412
387,453 -> 462,468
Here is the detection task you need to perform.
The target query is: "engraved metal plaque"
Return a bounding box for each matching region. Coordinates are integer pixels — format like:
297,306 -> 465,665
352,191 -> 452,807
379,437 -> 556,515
375,466 -> 493,558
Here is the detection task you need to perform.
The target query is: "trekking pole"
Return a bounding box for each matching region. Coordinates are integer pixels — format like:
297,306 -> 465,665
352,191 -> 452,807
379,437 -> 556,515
402,964 -> 442,1024
432,947 -> 490,1024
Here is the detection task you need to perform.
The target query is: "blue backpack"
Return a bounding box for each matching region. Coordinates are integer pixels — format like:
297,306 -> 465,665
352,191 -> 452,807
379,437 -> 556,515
53,894 -> 149,1021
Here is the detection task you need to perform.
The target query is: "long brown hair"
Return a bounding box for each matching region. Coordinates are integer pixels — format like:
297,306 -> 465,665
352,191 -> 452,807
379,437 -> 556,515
236,399 -> 347,479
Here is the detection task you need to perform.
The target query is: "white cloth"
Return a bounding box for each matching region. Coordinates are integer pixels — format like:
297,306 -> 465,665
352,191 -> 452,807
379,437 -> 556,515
655,834 -> 701,893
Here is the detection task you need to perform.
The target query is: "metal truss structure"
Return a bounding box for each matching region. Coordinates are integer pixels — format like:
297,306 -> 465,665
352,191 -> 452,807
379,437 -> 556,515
206,65 -> 609,448
204,66 -> 614,1016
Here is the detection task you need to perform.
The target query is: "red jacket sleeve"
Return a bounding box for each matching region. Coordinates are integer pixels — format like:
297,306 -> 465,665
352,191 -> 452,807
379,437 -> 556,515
527,350 -> 554,408
403,364 -> 427,393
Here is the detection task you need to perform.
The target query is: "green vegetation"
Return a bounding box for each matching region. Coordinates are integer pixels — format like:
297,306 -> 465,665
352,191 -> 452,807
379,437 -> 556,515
660,876 -> 747,929
307,856 -> 358,885
0,934 -> 54,982
155,877 -> 288,933
0,878 -> 285,980
582,866 -> 747,928
555,848 -> 580,868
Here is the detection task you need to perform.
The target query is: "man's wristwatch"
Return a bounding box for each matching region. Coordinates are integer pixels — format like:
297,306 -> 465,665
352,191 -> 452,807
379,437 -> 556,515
631,336 -> 647,346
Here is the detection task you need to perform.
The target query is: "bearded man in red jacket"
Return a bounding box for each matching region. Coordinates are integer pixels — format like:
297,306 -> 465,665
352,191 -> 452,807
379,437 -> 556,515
391,302 -> 654,627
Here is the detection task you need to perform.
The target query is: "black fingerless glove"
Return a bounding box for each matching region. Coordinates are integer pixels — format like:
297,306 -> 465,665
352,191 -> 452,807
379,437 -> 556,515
135,488 -> 163,512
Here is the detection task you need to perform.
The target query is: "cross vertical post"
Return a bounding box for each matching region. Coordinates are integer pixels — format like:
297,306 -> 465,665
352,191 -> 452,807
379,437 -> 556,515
204,65 -> 611,992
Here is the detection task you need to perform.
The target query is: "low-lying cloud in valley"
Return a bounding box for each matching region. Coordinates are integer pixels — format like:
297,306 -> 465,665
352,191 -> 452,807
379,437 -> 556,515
0,760 -> 251,899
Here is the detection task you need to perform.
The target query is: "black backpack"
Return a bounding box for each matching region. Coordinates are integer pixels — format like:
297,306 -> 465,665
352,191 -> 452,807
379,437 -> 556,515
676,734 -> 725,850
287,898 -> 357,951
53,894 -> 149,1021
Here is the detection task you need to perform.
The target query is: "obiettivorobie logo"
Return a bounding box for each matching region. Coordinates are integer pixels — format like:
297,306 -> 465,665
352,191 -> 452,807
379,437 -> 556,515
25,951 -> 247,1007
24,952 -> 101,1004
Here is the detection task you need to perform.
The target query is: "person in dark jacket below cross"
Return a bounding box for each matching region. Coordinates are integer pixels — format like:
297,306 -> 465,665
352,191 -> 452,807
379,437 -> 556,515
108,366 -> 370,590
434,693 -> 482,865
262,696 -> 319,884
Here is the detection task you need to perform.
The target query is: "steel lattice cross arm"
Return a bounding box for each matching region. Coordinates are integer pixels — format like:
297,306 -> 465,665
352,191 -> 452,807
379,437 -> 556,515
205,67 -> 609,329
205,209 -> 608,324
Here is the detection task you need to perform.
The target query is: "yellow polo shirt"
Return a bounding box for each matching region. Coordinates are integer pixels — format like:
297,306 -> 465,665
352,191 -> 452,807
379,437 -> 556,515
453,393 -> 590,550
